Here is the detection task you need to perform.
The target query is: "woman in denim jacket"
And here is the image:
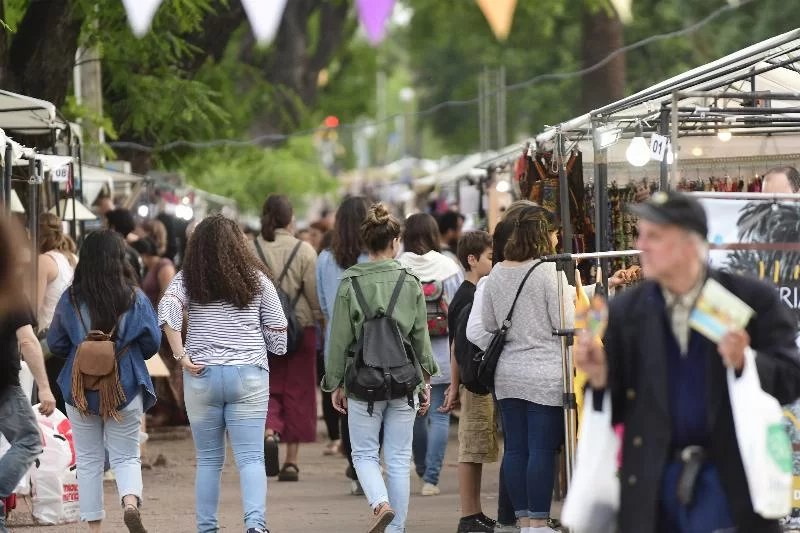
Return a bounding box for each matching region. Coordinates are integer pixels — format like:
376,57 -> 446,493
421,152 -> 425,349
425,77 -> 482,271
48,230 -> 161,533
323,203 -> 438,533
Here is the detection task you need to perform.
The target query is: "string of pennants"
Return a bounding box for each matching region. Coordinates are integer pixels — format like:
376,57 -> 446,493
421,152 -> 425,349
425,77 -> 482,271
120,0 -> 629,47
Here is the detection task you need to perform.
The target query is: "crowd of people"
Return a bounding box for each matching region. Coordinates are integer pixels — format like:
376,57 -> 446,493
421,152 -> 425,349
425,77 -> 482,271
2,168 -> 800,533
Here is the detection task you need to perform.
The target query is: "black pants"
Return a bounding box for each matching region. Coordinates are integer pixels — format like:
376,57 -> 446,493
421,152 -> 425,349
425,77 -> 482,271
317,350 -> 340,441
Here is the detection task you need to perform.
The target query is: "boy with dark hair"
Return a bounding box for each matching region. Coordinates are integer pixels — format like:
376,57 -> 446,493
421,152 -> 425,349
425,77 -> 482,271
442,231 -> 498,533
437,211 -> 465,267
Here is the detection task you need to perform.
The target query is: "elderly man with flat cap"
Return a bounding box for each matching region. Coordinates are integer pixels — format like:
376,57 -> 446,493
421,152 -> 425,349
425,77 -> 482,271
576,191 -> 800,533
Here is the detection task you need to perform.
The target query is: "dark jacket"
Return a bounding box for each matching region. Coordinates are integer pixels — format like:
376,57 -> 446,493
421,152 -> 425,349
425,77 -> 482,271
603,269 -> 800,533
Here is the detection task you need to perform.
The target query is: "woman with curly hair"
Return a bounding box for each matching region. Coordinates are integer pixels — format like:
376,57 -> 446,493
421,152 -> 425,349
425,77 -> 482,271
158,216 -> 287,533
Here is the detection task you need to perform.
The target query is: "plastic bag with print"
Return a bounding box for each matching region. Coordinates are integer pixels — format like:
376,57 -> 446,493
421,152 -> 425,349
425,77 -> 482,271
30,407 -> 79,525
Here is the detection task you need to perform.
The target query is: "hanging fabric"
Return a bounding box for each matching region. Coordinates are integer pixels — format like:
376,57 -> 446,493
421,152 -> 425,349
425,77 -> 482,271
242,0 -> 289,45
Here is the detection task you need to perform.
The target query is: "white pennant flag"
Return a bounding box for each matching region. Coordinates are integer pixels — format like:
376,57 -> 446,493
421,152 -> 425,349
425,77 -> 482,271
609,0 -> 633,24
121,0 -> 164,37
242,0 -> 289,45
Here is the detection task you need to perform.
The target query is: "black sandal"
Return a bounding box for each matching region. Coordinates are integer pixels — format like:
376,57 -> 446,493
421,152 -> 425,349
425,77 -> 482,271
278,463 -> 299,482
263,435 -> 280,478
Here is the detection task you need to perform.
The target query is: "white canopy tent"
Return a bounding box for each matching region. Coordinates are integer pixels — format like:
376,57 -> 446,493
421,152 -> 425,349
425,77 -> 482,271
0,90 -> 69,134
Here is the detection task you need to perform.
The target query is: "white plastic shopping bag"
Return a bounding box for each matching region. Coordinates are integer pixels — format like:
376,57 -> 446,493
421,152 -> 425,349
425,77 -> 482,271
728,348 -> 792,519
30,407 -> 79,525
562,390 -> 620,533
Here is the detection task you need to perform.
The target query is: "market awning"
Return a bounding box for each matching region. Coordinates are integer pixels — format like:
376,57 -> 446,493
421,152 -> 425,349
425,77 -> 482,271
0,90 -> 68,133
537,29 -> 800,143
416,152 -> 495,188
81,164 -> 146,206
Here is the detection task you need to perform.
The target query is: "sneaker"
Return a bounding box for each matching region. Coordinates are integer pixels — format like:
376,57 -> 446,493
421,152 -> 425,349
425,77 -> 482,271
494,524 -> 520,533
103,469 -> 116,482
478,514 -> 496,528
457,515 -> 494,533
367,503 -> 395,533
350,480 -> 364,496
246,529 -> 269,533
421,482 -> 440,496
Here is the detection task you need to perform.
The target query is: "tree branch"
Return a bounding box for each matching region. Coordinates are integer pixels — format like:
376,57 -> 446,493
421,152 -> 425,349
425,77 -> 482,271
182,0 -> 246,74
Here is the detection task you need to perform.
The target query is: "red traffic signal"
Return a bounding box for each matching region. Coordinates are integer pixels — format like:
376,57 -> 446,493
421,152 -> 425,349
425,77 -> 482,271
324,115 -> 339,128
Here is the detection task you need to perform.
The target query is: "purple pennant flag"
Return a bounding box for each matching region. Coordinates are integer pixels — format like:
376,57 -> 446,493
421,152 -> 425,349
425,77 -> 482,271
356,0 -> 395,46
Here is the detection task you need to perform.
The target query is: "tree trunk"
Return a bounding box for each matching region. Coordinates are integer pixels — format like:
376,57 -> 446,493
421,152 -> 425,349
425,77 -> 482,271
581,5 -> 626,113
7,0 -> 83,107
249,0 -> 352,137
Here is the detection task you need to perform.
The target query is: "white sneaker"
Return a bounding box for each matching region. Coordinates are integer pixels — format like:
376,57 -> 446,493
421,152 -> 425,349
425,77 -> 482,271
103,469 -> 116,482
420,482 -> 440,496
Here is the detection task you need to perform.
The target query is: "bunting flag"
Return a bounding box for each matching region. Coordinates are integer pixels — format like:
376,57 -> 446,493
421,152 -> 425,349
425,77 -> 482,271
121,0 -> 164,37
475,0 -> 518,41
356,0 -> 395,46
610,0 -> 633,24
242,0 -> 289,45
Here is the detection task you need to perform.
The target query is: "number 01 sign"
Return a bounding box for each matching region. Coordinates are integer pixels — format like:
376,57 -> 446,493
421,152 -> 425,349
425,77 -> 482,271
650,134 -> 669,162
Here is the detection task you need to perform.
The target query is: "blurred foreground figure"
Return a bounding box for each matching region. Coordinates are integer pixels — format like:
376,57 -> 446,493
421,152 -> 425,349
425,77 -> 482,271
575,192 -> 800,533
0,217 -> 57,533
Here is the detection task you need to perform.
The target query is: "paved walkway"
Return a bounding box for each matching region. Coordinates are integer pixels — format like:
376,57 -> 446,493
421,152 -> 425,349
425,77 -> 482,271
8,422 -> 530,532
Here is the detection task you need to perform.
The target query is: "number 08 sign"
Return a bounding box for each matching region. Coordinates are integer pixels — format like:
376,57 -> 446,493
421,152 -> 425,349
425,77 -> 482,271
51,164 -> 70,183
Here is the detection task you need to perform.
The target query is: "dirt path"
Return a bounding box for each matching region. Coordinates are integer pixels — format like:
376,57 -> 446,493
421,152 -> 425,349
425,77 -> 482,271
8,422 -> 528,533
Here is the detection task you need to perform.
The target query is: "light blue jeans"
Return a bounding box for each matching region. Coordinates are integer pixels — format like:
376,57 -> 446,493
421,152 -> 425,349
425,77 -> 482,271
349,397 -> 417,533
184,365 -> 269,533
67,393 -> 144,522
412,383 -> 449,485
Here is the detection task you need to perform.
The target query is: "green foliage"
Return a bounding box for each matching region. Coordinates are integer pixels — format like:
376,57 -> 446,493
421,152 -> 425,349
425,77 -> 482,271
174,138 -> 337,213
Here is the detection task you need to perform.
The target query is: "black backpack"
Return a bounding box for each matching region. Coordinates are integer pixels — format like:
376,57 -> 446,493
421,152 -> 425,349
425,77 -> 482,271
253,237 -> 304,355
345,270 -> 421,415
453,302 -> 490,395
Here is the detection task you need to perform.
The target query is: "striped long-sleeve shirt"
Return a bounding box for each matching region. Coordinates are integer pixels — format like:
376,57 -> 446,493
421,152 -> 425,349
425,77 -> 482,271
158,271 -> 288,369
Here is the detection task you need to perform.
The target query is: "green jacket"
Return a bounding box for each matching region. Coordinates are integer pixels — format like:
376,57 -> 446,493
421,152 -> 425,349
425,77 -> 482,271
322,259 -> 438,397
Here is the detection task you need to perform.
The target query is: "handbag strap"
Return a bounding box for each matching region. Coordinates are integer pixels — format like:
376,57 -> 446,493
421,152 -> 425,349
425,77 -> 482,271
501,261 -> 544,330
351,270 -> 407,320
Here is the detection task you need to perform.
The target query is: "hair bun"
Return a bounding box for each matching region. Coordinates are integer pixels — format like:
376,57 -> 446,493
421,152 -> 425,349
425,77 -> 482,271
366,203 -> 391,225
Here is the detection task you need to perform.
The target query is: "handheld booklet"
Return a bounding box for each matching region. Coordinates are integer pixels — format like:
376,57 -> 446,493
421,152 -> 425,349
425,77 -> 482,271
689,278 -> 755,342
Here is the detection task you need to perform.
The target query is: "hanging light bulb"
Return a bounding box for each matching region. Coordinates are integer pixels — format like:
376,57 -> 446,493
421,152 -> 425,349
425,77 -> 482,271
717,129 -> 732,142
626,123 -> 650,167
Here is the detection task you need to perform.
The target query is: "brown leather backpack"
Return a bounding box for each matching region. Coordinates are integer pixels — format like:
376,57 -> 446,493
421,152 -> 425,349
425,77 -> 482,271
70,290 -> 134,421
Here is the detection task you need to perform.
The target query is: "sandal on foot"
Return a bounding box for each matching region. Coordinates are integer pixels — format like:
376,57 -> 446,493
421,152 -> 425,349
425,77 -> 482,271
367,503 -> 395,533
278,463 -> 299,482
264,435 -> 280,478
123,505 -> 148,533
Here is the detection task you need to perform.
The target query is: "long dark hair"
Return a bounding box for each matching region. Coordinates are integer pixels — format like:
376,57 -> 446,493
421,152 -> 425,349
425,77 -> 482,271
331,196 -> 368,268
183,215 -> 268,308
402,213 -> 440,256
72,230 -> 136,332
261,194 -> 293,242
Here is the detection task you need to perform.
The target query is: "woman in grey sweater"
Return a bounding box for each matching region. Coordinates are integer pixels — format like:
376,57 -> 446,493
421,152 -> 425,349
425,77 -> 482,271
482,206 -> 575,533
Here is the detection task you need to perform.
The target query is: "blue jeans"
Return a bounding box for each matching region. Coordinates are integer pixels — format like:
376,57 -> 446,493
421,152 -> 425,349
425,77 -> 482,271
498,398 -> 564,519
0,386 -> 41,500
67,393 -> 144,522
412,384 -> 449,485
658,463 -> 736,533
349,397 -> 417,533
184,365 -> 269,533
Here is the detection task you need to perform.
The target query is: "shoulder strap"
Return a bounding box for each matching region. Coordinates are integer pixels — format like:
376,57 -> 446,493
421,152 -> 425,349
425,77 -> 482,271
503,261 -> 544,328
253,236 -> 272,271
278,241 -> 303,286
350,277 -> 373,320
69,290 -> 89,335
386,270 -> 407,318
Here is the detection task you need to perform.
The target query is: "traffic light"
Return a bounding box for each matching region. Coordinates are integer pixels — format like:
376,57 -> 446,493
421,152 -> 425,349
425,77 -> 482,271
324,115 -> 339,129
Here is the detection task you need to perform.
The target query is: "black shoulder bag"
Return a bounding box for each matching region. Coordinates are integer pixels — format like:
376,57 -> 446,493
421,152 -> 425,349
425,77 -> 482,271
476,261 -> 544,391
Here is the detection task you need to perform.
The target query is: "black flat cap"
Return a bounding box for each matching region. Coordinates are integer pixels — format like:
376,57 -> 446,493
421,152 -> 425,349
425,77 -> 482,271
627,191 -> 708,239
